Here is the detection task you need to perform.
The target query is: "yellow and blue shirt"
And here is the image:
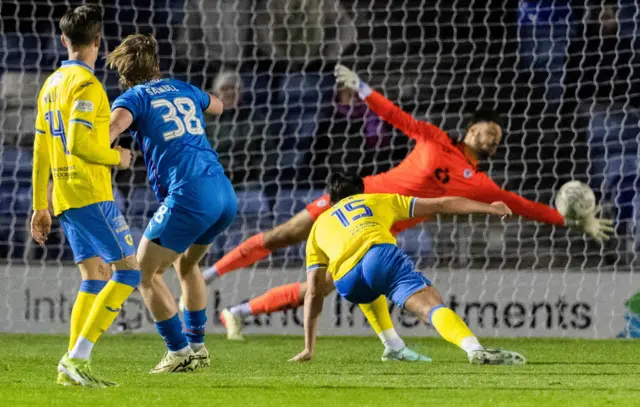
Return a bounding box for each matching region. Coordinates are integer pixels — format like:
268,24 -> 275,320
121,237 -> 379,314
305,193 -> 416,280
32,60 -> 119,215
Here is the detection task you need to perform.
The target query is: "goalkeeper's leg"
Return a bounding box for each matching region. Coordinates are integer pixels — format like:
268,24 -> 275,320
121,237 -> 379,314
201,204 -> 423,282
202,208 -> 319,283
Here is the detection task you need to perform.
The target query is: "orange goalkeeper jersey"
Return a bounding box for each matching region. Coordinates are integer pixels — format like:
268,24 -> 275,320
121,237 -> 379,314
360,91 -> 565,226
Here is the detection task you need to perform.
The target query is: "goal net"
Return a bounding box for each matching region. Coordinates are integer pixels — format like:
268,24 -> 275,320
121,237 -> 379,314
1,0 -> 639,338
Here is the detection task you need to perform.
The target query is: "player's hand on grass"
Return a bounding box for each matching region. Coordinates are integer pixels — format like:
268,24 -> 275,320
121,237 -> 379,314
334,64 -> 372,99
490,201 -> 512,219
115,146 -> 132,169
566,207 -> 614,243
30,209 -> 52,245
289,349 -> 313,362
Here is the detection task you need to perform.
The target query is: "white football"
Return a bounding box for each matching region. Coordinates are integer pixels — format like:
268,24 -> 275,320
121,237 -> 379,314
555,181 -> 596,219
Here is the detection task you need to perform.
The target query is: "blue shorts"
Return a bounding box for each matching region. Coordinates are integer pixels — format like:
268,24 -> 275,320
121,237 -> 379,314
334,244 -> 431,308
144,173 -> 237,253
59,201 -> 136,264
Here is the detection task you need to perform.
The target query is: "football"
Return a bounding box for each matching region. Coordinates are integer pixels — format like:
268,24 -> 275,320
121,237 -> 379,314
555,181 -> 596,219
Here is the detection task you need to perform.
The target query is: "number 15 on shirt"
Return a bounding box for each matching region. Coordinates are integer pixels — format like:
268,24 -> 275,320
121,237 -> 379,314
331,199 -> 373,227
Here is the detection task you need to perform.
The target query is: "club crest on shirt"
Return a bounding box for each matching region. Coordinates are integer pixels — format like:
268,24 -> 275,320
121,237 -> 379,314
463,168 -> 473,179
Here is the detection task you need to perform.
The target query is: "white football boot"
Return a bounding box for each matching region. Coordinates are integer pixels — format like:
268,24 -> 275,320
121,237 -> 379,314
468,348 -> 526,365
149,349 -> 198,373
220,308 -> 245,341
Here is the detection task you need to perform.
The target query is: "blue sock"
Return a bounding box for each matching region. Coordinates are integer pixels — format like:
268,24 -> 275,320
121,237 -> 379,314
79,280 -> 107,294
111,270 -> 142,288
155,314 -> 188,352
183,308 -> 207,345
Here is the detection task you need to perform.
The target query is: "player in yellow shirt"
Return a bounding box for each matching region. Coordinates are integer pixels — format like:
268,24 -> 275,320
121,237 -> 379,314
31,5 -> 140,387
290,173 -> 526,365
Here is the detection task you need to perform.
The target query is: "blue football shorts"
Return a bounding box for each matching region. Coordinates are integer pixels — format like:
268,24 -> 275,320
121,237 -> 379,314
144,173 -> 237,254
334,244 -> 432,308
59,201 -> 136,264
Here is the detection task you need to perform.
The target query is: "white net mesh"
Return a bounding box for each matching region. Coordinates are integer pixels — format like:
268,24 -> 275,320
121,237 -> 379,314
1,0 -> 639,337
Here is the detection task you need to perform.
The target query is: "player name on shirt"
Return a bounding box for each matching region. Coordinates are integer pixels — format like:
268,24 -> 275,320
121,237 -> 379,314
145,84 -> 179,96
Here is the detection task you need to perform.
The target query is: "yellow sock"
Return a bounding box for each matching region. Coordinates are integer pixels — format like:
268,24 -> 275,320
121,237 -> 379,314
79,280 -> 135,343
69,280 -> 107,351
69,271 -> 140,359
360,295 -> 394,334
430,305 -> 477,350
360,296 -> 405,350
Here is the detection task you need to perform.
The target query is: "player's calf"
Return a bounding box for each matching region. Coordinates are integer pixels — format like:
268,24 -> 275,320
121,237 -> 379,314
175,244 -> 210,356
138,237 -> 195,372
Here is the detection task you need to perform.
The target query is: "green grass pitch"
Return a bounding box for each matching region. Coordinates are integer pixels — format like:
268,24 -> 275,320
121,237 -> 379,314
1,334 -> 639,406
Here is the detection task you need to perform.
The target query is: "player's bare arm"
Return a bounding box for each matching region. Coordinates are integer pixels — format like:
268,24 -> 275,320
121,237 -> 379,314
482,179 -> 613,241
290,266 -> 327,362
109,107 -> 135,169
109,106 -> 133,143
204,94 -> 224,115
412,197 -> 512,219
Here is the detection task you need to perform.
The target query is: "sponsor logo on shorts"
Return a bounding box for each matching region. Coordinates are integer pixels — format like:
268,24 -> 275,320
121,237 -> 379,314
317,199 -> 328,208
125,234 -> 133,246
73,100 -> 94,112
464,168 -> 473,179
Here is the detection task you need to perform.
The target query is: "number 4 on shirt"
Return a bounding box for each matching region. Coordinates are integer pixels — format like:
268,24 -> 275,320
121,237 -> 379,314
331,199 -> 373,227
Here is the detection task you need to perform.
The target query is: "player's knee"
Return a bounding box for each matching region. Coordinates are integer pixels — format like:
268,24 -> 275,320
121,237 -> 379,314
139,269 -> 161,287
175,256 -> 198,278
112,254 -> 139,271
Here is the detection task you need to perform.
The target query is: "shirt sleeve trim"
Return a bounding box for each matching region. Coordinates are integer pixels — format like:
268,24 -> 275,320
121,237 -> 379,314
306,263 -> 327,272
111,104 -> 137,122
69,119 -> 93,129
409,197 -> 417,218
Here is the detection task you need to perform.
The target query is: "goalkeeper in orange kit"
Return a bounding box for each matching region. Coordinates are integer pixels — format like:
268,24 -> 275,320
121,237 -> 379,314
199,64 -> 613,350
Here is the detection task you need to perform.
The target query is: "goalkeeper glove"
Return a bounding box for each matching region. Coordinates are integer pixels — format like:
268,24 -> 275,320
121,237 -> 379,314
564,206 -> 615,242
334,64 -> 372,99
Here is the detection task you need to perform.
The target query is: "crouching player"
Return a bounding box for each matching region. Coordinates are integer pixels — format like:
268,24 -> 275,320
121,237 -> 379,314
31,5 -> 141,387
290,173 -> 526,365
107,34 -> 236,372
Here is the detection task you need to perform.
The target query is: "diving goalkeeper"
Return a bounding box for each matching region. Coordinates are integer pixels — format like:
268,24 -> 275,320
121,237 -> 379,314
204,64 -> 613,344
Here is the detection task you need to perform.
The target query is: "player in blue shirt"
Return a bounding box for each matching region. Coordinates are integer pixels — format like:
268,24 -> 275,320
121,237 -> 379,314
107,34 -> 237,373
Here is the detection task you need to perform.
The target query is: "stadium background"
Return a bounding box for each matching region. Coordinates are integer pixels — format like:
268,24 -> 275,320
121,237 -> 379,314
1,0 -> 639,338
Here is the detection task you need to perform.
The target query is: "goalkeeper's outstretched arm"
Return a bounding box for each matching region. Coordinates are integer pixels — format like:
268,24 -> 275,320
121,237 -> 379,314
479,177 -> 613,241
334,64 -> 444,142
